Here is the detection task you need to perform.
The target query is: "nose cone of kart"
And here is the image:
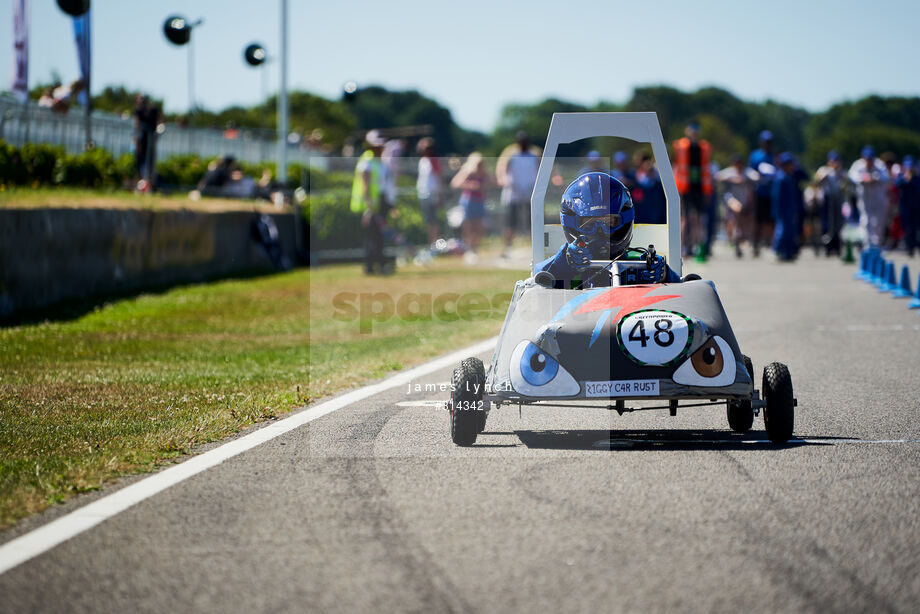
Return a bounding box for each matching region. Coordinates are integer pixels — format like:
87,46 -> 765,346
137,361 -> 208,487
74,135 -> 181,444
488,280 -> 752,399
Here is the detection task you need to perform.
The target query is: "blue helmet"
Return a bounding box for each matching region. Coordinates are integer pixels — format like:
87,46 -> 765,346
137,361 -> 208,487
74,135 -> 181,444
560,172 -> 634,259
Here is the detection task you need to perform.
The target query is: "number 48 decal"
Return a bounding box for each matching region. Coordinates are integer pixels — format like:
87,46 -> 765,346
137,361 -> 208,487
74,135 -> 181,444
619,310 -> 693,366
627,318 -> 675,348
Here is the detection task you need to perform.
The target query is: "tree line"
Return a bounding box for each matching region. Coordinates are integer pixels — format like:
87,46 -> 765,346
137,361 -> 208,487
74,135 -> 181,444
30,81 -> 920,168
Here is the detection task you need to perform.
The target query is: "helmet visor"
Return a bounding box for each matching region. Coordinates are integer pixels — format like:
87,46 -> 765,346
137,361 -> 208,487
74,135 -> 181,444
578,214 -> 621,234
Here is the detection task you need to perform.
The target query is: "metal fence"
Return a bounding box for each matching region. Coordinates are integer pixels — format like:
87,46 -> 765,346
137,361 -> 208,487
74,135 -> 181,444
0,95 -> 327,169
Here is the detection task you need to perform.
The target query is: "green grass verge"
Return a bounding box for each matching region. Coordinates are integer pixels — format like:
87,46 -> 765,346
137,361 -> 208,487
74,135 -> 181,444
0,259 -> 525,529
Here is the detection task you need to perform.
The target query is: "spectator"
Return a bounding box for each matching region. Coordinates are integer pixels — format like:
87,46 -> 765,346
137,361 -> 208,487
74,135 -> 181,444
196,155 -> 234,196
704,159 -> 721,258
40,79 -> 85,115
880,152 -> 902,248
896,156 -> 919,257
37,86 -> 55,109
382,137 -> 406,211
848,146 -> 890,247
416,137 -> 442,245
191,157 -> 275,202
610,150 -> 636,192
748,130 -> 776,256
771,152 -> 807,261
450,152 -> 491,261
814,150 -> 851,256
673,122 -> 713,261
254,168 -> 279,202
577,150 -> 605,177
133,94 -> 160,190
715,154 -> 758,258
223,164 -> 257,199
633,153 -> 667,224
350,130 -> 391,275
496,131 -> 540,257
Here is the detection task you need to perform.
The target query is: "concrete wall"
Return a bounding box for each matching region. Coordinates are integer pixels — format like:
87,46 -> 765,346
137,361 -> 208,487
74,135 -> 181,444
0,207 -> 297,317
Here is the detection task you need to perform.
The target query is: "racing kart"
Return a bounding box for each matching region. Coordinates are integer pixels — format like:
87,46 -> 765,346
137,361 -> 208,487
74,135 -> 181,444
448,112 -> 796,446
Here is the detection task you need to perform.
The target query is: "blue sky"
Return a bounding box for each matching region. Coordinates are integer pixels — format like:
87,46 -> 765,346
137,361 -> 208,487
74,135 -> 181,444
2,0 -> 919,131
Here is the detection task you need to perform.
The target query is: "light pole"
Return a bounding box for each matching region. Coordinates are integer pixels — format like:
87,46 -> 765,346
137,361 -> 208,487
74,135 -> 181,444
57,0 -> 92,149
277,0 -> 289,186
243,43 -> 268,105
163,15 -> 203,113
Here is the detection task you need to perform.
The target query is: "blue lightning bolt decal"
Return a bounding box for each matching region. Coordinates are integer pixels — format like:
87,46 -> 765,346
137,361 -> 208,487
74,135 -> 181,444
589,309 -> 612,348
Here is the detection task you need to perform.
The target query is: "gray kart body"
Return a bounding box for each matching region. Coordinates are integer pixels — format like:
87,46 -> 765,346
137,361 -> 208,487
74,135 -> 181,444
485,278 -> 753,403
484,112 -> 752,406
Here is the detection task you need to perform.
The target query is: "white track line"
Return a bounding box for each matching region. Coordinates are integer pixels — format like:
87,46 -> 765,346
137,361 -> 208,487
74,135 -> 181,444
0,336 -> 498,576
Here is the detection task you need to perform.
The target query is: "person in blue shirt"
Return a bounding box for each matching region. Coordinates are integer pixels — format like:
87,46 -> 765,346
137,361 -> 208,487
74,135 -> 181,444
896,156 -> 919,257
771,152 -> 808,261
577,150 -> 607,177
536,172 -> 681,287
610,151 -> 637,193
749,130 -> 776,256
633,153 -> 667,225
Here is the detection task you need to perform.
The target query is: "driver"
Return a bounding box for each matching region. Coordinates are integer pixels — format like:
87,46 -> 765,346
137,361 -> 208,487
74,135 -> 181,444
536,172 -> 680,287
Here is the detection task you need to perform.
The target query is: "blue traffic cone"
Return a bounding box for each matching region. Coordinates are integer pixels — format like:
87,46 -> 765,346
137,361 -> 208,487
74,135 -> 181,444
872,254 -> 886,284
867,255 -> 880,284
909,273 -> 920,309
863,248 -> 880,281
894,265 -> 913,298
879,261 -> 897,293
874,259 -> 889,289
854,250 -> 868,280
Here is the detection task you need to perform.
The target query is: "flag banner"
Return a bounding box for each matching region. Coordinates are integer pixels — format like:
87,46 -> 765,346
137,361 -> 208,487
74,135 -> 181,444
72,8 -> 91,105
11,0 -> 28,103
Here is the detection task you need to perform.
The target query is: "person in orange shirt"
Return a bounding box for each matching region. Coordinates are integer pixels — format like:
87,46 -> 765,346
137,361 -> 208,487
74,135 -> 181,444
672,122 -> 713,261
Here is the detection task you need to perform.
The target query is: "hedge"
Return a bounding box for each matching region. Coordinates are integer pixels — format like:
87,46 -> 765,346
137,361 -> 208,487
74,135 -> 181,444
0,139 -> 429,249
305,190 -> 427,251
0,139 -> 362,193
0,140 -> 134,188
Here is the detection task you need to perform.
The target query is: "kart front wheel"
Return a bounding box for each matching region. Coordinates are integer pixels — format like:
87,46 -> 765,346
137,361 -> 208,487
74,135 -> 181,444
471,359 -> 487,433
450,358 -> 485,446
762,362 -> 795,444
727,356 -> 755,433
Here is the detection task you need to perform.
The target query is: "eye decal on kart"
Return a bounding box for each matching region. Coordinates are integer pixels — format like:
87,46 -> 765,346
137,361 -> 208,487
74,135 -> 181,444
672,336 -> 736,387
509,341 -> 579,397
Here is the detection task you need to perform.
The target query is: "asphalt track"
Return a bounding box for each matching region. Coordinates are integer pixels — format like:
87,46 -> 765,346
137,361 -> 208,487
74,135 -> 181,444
2,248 -> 920,613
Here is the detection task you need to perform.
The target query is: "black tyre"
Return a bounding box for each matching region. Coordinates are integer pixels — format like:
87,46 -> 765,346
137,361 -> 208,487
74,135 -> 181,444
471,359 -> 487,433
450,357 -> 484,446
727,355 -> 755,433
682,273 -> 702,282
762,362 -> 795,444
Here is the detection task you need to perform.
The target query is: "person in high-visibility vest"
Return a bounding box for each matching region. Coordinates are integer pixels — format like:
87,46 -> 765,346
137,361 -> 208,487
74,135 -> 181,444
672,122 -> 713,262
351,130 -> 390,274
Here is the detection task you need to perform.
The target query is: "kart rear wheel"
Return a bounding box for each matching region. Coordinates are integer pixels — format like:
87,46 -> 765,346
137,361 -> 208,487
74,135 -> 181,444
727,355 -> 755,433
450,358 -> 485,446
762,362 -> 795,444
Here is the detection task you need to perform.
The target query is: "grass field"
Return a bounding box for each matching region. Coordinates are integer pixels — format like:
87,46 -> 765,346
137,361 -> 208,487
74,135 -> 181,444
0,259 -> 525,529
